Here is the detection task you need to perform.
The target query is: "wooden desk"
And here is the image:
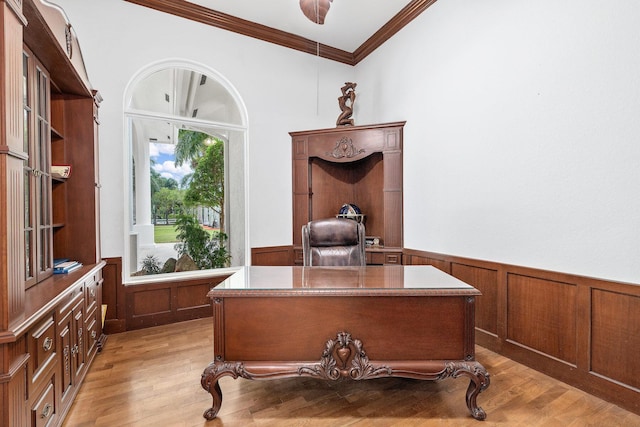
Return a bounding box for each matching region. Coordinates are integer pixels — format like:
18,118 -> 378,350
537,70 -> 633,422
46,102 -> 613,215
201,266 -> 490,420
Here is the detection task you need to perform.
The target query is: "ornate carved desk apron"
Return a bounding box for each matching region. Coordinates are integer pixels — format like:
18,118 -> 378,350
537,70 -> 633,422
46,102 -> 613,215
201,265 -> 490,420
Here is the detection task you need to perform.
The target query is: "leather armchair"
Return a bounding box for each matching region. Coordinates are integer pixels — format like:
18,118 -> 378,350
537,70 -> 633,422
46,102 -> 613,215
302,218 -> 366,266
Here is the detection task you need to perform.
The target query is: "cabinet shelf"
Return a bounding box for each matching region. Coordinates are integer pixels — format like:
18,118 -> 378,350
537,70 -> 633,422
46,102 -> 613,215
51,126 -> 63,140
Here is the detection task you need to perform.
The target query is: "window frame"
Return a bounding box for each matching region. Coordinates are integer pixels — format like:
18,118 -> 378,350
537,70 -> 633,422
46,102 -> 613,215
122,60 -> 249,283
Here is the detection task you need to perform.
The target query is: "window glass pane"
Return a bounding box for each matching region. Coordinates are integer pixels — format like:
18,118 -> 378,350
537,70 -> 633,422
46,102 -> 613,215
25,230 -> 32,280
126,65 -> 245,278
128,69 -> 243,125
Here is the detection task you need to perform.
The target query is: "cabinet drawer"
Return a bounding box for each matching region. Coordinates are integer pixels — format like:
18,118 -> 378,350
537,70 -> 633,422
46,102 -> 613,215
384,253 -> 402,265
367,251 -> 403,265
31,380 -> 56,427
85,311 -> 99,358
29,315 -> 56,383
57,283 -> 84,317
367,252 -> 385,265
85,278 -> 99,315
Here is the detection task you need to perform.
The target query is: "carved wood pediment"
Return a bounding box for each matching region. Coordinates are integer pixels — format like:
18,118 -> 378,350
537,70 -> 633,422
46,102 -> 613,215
326,137 -> 365,159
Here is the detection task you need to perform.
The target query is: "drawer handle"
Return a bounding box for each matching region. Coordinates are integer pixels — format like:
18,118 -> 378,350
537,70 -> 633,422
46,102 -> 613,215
42,337 -> 53,352
41,403 -> 52,419
91,330 -> 97,339
90,289 -> 96,298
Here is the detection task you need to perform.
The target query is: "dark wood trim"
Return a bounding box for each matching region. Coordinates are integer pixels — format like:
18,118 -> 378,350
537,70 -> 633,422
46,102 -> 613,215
123,274 -> 230,330
251,245 -> 294,266
123,0 -> 438,65
101,257 -> 235,331
123,0 -> 354,65
102,257 -> 126,334
353,0 -> 439,64
22,0 -> 92,95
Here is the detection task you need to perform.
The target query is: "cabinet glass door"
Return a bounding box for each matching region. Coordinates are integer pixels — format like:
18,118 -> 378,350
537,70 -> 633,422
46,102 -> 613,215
23,48 -> 53,288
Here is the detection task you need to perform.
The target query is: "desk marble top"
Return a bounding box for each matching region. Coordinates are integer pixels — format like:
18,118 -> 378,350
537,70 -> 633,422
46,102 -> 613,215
208,265 -> 480,297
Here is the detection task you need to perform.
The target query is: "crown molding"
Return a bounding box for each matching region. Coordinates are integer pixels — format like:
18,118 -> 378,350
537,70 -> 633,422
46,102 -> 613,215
353,0 -> 439,64
124,0 -> 438,66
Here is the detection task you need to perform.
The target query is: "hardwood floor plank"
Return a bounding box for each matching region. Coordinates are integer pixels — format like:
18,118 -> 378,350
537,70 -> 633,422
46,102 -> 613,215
63,318 -> 640,427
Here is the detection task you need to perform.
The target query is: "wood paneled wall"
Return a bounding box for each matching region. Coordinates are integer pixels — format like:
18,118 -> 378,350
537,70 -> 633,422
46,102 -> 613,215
101,257 -> 229,332
403,248 -> 640,416
104,249 -> 639,415
251,246 -> 294,266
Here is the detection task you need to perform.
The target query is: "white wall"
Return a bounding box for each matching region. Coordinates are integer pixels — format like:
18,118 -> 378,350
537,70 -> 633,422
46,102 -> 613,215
54,0 -> 353,259
55,0 -> 640,284
356,0 -> 640,284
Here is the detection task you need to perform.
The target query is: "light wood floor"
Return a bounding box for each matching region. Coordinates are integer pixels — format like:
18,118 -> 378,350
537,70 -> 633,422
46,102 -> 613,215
63,318 -> 640,427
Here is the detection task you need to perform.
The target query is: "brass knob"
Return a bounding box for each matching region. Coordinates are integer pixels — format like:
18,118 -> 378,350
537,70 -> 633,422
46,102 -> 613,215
42,337 -> 53,352
41,403 -> 52,419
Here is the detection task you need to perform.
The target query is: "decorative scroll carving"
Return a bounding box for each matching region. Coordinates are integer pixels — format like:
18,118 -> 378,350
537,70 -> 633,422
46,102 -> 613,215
201,333 -> 490,421
65,24 -> 73,58
299,331 -> 391,380
63,346 -> 70,376
447,361 -> 491,421
327,137 -> 365,159
201,361 -> 250,420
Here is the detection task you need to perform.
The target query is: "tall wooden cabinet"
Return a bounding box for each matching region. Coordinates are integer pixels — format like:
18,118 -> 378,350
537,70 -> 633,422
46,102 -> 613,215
0,1 -> 104,426
291,122 -> 405,265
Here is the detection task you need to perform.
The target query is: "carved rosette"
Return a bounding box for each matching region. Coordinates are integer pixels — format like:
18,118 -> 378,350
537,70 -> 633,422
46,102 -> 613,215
298,331 -> 391,380
326,137 -> 365,159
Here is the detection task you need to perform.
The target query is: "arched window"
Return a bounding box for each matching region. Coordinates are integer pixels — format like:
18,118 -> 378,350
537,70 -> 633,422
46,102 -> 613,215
124,60 -> 248,280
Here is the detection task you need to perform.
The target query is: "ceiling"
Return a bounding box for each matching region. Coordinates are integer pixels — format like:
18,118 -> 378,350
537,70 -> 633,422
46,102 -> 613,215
186,0 -> 414,53
124,1 -> 439,153
125,0 -> 439,65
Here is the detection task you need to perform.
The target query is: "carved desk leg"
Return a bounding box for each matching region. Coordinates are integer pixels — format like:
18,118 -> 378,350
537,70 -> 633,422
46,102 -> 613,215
450,361 -> 491,421
201,361 -> 246,420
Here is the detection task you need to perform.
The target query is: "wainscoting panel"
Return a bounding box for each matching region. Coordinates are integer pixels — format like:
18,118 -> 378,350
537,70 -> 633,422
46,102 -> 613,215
251,246 -> 294,266
124,277 -> 229,330
591,288 -> 640,390
400,248 -> 640,415
506,273 -> 577,365
127,286 -> 173,329
132,288 -> 172,316
451,263 -> 499,337
102,257 -> 125,333
403,251 -> 450,272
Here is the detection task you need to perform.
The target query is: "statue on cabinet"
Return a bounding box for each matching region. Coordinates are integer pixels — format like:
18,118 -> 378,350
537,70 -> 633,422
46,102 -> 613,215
337,82 -> 357,126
